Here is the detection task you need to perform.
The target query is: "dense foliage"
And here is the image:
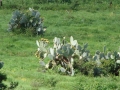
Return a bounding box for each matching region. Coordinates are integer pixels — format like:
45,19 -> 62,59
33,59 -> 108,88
8,8 -> 45,36
0,61 -> 18,90
35,36 -> 120,76
0,61 -> 6,90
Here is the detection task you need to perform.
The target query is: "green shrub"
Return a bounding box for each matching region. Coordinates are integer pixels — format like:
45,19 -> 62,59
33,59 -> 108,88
0,61 -> 18,90
8,8 -> 45,36
0,61 -> 6,90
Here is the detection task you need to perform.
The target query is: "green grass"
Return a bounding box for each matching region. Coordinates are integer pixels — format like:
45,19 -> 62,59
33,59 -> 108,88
0,2 -> 120,90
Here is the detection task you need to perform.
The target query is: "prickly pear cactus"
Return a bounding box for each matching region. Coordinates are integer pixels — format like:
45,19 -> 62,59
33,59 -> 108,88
35,38 -> 49,59
8,8 -> 45,36
35,36 -> 120,76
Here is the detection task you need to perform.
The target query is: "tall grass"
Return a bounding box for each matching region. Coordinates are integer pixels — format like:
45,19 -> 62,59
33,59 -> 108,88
2,0 -> 120,11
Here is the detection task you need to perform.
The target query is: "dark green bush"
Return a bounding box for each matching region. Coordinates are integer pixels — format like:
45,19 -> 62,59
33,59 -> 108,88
0,61 -> 18,90
0,61 -> 7,90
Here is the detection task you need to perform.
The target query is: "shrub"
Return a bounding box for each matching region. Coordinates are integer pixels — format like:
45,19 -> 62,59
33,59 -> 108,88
0,61 -> 7,90
0,61 -> 18,90
8,8 -> 45,36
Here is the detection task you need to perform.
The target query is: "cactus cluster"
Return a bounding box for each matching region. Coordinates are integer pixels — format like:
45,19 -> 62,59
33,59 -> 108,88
35,36 -> 76,76
8,8 -> 45,36
35,36 -> 120,76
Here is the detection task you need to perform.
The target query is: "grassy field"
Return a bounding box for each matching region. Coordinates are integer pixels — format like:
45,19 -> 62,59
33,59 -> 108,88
0,1 -> 120,90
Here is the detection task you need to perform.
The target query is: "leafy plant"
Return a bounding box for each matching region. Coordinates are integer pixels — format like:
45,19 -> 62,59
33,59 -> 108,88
0,61 -> 18,90
8,8 -> 45,36
0,61 -> 7,90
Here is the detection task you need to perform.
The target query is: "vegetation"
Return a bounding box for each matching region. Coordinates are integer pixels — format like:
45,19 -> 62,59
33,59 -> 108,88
0,61 -> 18,90
35,36 -> 120,77
8,8 -> 44,36
0,0 -> 120,90
0,61 -> 6,90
